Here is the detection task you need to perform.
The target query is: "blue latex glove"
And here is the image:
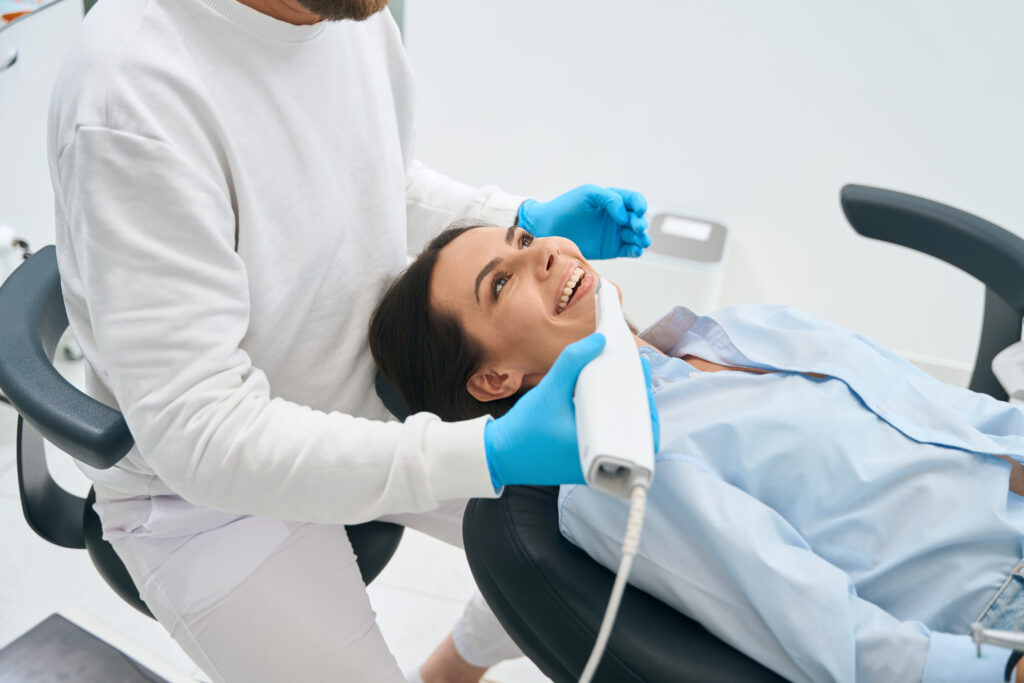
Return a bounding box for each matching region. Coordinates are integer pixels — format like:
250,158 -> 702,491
484,334 -> 605,489
484,335 -> 662,489
518,184 -> 651,260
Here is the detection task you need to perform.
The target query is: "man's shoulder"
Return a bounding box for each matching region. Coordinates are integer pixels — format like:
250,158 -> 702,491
73,0 -> 191,82
52,0 -> 220,146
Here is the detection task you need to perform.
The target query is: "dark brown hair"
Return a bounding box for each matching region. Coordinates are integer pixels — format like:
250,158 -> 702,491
369,221 -> 521,421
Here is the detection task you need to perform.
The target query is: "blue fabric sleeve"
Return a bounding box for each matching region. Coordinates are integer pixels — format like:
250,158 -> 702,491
922,632 -> 1009,683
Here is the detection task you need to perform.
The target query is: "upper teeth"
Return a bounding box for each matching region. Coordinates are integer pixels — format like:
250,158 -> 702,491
557,267 -> 585,313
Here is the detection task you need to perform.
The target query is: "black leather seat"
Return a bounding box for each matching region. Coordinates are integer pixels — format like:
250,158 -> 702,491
467,485 -> 785,682
457,185 -> 1024,681
0,246 -> 404,619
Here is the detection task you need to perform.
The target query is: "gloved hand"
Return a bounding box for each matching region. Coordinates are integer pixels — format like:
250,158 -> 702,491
484,334 -> 605,489
484,335 -> 662,490
518,184 -> 651,260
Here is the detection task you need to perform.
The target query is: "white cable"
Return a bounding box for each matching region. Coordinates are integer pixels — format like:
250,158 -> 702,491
578,483 -> 648,683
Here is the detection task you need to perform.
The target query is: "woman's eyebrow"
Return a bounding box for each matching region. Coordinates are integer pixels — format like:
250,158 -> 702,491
475,258 -> 501,305
473,228 -> 520,304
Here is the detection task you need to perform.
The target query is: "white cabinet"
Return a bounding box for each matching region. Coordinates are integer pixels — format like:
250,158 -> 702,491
0,0 -> 82,276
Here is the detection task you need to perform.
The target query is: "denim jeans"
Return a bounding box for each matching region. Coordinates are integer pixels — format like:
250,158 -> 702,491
977,557 -> 1024,632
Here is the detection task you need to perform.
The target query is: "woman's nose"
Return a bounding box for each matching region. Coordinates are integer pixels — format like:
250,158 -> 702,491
534,239 -> 558,279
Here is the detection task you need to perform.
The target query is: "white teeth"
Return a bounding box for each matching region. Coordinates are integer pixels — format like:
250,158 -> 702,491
556,267 -> 586,313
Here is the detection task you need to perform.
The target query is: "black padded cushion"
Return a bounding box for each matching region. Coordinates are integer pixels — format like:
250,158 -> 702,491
82,486 -> 403,620
83,487 -> 153,618
346,520 -> 405,585
464,486 -> 784,682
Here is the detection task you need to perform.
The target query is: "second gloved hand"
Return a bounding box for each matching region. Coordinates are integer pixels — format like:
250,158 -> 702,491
484,333 -> 606,489
518,184 -> 650,260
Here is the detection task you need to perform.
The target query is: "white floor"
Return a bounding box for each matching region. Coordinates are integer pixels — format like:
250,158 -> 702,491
0,353 -> 549,682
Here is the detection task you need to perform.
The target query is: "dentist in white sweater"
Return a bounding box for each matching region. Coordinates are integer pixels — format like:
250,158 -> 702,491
47,0 -> 653,680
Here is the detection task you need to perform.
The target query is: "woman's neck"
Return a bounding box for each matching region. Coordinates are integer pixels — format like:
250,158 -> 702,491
635,336 -> 664,354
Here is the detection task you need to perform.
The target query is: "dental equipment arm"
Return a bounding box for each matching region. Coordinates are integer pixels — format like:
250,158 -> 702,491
970,623 -> 1024,682
572,278 -> 656,682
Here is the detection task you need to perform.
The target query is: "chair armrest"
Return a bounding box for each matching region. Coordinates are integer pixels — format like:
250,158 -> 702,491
0,247 -> 133,469
840,184 -> 1024,315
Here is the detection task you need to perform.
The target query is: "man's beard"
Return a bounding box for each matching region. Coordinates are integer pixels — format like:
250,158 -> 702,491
298,0 -> 390,21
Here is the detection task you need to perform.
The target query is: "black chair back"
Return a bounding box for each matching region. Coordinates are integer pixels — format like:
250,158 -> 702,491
841,184 -> 1024,400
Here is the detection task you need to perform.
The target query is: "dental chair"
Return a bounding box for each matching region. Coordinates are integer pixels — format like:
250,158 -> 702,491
0,246 -> 404,620
420,185 -> 1021,682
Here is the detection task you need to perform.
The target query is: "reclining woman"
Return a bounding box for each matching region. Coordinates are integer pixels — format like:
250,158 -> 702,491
369,220 -> 1024,683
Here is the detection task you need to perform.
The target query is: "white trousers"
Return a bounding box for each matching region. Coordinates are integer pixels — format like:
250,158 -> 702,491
100,496 -> 521,682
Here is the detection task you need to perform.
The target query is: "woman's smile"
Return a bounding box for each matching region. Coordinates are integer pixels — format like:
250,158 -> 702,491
555,268 -> 596,317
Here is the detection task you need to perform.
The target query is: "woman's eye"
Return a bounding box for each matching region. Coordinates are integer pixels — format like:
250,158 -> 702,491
520,232 -> 534,248
492,272 -> 510,300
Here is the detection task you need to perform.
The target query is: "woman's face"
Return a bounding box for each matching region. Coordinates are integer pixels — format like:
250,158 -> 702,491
430,226 -> 602,401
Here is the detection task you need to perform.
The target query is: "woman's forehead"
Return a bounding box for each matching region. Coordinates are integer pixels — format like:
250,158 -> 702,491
446,225 -> 506,254
436,226 -> 506,277
432,226 -> 505,304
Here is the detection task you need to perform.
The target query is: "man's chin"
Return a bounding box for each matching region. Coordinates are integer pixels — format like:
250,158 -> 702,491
297,0 -> 389,21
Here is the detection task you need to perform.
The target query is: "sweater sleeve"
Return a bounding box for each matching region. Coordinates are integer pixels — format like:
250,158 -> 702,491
405,160 -> 525,253
55,126 -> 497,523
558,458 -> 1010,683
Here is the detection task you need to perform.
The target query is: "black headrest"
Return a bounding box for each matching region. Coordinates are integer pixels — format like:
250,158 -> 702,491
841,184 -> 1024,314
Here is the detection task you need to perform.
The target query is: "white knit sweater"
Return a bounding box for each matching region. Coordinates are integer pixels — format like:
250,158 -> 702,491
48,0 -> 520,523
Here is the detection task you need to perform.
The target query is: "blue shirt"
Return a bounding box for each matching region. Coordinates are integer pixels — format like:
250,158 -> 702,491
559,304 -> 1024,683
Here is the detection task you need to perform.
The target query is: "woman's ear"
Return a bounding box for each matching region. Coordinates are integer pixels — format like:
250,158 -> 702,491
467,367 -> 524,403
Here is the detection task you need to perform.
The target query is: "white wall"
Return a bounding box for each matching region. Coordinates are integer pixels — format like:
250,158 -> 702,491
0,0 -> 82,276
404,0 -> 1024,379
